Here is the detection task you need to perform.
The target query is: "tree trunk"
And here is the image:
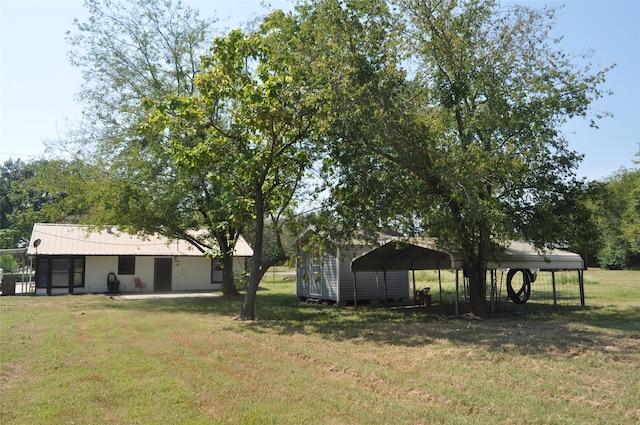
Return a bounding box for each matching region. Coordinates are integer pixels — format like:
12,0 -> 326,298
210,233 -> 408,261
239,256 -> 261,321
465,256 -> 488,319
238,190 -> 265,321
221,253 -> 239,298
215,231 -> 239,298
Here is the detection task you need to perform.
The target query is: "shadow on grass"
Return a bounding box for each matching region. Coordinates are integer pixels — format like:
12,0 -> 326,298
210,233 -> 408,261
106,295 -> 243,317
103,285 -> 281,316
103,288 -> 640,356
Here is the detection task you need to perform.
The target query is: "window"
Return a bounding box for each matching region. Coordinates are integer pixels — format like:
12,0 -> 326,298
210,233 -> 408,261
51,259 -> 70,286
73,258 -> 85,287
118,256 -> 135,275
211,260 -> 223,284
35,258 -> 49,288
35,256 -> 85,289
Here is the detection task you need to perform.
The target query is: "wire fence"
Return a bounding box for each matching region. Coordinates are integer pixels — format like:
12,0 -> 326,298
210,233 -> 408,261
490,269 -> 583,313
411,268 -> 585,314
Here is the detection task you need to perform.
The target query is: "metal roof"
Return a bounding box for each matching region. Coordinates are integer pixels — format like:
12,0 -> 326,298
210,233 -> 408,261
351,237 -> 583,272
26,223 -> 253,257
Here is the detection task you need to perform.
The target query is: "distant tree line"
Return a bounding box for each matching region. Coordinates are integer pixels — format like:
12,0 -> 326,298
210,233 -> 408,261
3,155 -> 638,271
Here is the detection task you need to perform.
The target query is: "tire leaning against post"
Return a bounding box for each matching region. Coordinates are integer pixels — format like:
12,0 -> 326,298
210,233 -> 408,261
506,268 -> 533,304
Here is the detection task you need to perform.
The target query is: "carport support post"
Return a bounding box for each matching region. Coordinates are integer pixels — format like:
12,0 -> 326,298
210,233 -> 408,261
383,268 -> 388,305
455,269 -> 459,316
490,270 -> 496,315
438,268 -> 443,305
412,269 -> 416,304
579,270 -> 585,307
353,272 -> 358,309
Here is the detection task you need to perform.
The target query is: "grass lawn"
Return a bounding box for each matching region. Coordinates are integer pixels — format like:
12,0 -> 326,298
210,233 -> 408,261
1,269 -> 639,424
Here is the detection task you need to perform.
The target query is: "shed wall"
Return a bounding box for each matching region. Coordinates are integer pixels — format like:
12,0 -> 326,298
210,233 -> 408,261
296,246 -> 410,305
296,250 -> 338,301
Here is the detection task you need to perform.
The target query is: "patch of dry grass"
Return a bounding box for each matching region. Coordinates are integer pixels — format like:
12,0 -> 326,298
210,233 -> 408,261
1,269 -> 639,424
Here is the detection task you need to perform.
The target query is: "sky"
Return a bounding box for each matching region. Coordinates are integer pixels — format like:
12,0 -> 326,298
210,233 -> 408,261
1,0 -> 639,182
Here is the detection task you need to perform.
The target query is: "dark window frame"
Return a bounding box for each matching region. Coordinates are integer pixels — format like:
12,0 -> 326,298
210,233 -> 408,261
35,256 -> 85,292
118,256 -> 136,275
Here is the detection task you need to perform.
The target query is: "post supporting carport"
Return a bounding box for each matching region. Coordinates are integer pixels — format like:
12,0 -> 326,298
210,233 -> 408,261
579,269 -> 585,307
383,268 -> 388,305
455,269 -> 460,316
412,269 -> 417,304
353,271 -> 358,309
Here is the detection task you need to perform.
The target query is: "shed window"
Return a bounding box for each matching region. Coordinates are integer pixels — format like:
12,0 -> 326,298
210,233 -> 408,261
118,256 -> 135,275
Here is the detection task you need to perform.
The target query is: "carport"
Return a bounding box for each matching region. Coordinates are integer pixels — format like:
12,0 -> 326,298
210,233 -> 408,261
350,238 -> 585,314
0,248 -> 31,295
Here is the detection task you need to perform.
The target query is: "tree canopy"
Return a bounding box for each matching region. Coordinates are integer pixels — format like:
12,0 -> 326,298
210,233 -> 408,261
0,159 -> 94,248
594,165 -> 640,269
64,0 -> 250,296
297,0 -> 611,317
142,12 -> 319,319
66,0 -> 319,317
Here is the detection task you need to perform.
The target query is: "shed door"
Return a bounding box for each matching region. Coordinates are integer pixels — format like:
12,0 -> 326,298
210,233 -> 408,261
310,262 -> 322,297
154,258 -> 172,292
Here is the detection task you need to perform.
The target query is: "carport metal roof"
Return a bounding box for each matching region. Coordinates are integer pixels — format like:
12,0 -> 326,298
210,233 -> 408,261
351,238 -> 584,272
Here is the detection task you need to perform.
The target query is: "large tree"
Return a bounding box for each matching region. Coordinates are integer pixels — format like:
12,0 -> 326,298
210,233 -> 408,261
1,159 -> 41,248
594,165 -> 640,269
0,159 -> 94,248
65,0 -> 250,296
67,0 -> 212,133
306,0 -> 611,317
143,11 -> 318,319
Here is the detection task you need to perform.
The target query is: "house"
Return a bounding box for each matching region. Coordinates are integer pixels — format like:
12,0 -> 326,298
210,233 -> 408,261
26,223 -> 253,295
296,231 -> 410,306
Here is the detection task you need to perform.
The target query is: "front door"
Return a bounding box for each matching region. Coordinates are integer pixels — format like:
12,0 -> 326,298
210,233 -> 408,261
154,258 -> 172,292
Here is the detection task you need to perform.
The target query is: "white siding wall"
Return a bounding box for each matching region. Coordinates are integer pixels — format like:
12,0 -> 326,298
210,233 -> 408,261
53,255 -> 248,294
85,256 -> 119,293
174,256 -> 217,291
337,247 -> 410,303
136,257 -> 157,291
339,268 -> 410,303
319,250 -> 339,300
296,249 -> 340,301
83,256 -> 157,293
